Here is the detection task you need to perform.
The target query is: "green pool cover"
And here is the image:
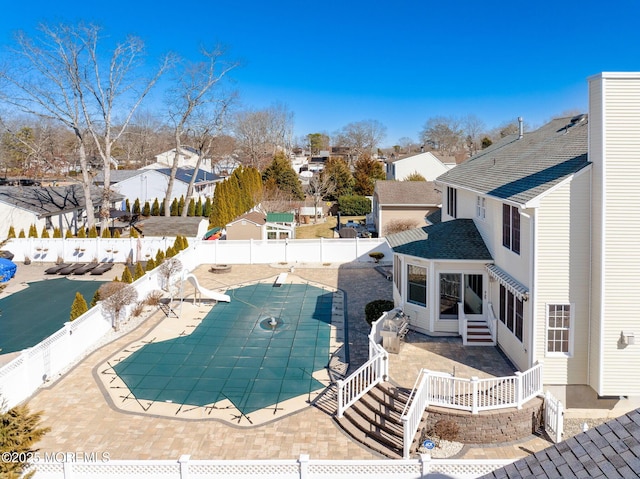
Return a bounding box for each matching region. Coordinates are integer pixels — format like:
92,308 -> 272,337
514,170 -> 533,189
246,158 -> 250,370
0,278 -> 105,354
113,282 -> 334,416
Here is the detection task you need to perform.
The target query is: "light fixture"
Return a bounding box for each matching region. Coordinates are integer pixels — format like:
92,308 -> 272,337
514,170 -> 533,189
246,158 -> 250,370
621,331 -> 635,346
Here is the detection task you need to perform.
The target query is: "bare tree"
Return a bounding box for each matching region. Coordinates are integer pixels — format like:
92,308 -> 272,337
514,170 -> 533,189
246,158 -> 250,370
306,172 -> 335,223
232,103 -> 294,170
98,282 -> 138,331
333,119 -> 387,165
163,46 -> 238,217
462,114 -> 486,157
419,116 -> 463,156
0,23 -> 172,229
385,218 -> 420,236
116,110 -> 169,168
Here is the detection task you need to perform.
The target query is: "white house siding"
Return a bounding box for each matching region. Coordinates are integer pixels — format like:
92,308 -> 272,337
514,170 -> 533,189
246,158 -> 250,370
588,76 -> 604,392
388,153 -> 452,181
0,203 -> 42,239
111,171 -> 195,205
535,173 -> 591,386
589,73 -> 640,396
473,193 -> 532,372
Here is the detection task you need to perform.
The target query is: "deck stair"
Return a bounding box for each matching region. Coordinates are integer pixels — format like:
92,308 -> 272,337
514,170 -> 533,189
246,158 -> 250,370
334,382 -> 426,459
465,320 -> 494,345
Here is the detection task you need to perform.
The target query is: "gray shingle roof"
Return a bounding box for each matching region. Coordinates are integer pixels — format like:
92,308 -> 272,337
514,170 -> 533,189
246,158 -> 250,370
374,180 -> 441,205
0,185 -> 123,218
387,219 -> 493,260
481,408 -> 640,479
437,116 -> 590,205
93,170 -> 142,184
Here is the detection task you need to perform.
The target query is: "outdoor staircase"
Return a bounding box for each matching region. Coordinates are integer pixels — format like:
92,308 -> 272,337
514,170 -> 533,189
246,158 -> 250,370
333,382 -> 425,459
465,320 -> 494,345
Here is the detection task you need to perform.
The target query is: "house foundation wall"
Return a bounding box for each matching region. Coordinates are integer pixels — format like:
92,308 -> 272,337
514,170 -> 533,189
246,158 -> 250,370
424,397 -> 543,444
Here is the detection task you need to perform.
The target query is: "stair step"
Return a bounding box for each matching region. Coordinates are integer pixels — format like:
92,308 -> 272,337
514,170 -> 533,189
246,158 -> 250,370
359,393 -> 404,423
341,409 -> 403,456
352,401 -> 404,437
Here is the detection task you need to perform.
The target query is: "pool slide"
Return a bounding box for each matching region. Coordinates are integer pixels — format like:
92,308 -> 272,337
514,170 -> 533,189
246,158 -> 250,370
184,273 -> 231,303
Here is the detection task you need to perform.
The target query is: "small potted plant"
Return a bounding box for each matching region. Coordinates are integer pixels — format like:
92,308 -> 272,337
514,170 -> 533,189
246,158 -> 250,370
368,251 -> 385,263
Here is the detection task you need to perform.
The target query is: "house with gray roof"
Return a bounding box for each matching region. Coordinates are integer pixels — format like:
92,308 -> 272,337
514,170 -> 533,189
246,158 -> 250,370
388,72 -> 640,401
0,184 -> 124,238
372,180 -> 441,236
97,167 -> 222,208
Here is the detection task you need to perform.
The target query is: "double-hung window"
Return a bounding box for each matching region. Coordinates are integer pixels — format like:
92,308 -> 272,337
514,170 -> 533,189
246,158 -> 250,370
447,187 -> 457,219
547,304 -> 572,355
407,264 -> 427,307
502,204 -> 520,254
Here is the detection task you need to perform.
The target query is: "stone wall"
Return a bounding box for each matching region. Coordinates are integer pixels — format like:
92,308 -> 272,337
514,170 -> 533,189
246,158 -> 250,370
421,397 -> 544,444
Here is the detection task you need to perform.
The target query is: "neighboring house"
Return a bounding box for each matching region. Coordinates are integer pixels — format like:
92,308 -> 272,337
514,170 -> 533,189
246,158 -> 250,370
212,156 -> 241,177
95,168 -> 222,206
0,184 -> 123,237
225,212 -> 295,240
480,408 -> 640,479
144,146 -> 213,173
372,180 -> 441,236
385,151 -> 455,181
388,72 -> 640,399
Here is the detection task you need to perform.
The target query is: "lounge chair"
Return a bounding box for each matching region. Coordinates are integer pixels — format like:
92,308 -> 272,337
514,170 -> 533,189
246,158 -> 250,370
45,263 -> 71,274
73,263 -> 100,275
58,263 -> 86,275
90,263 -> 114,275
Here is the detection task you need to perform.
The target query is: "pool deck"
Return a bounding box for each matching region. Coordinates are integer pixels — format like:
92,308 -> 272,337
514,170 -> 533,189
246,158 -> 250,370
5,262 -> 556,460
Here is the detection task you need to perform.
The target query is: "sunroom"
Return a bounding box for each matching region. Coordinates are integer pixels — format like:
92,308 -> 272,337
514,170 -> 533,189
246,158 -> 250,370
387,219 -> 494,338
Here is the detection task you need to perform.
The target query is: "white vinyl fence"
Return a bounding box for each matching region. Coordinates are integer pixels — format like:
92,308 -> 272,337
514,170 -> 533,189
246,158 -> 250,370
0,251 -> 175,408
27,454 -> 514,479
544,390 -> 564,443
5,236 -> 392,266
0,238 -> 390,409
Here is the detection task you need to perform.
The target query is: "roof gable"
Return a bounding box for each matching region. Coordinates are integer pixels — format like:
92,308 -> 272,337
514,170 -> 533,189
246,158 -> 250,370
437,116 -> 590,205
227,211 -> 266,226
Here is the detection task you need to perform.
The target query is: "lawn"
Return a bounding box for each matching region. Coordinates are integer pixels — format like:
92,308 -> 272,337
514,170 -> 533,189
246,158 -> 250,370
295,216 -> 367,239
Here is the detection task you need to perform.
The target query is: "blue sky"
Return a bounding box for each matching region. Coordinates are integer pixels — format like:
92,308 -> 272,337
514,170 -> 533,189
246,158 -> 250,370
1,0 -> 639,147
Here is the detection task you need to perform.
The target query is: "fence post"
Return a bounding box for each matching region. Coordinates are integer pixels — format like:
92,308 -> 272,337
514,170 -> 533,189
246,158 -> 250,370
179,454 -> 190,479
382,352 -> 389,381
556,399 -> 564,443
471,377 -> 479,414
419,453 -> 431,475
515,371 -> 523,409
63,460 -> 74,479
298,454 -> 310,479
336,379 -> 344,418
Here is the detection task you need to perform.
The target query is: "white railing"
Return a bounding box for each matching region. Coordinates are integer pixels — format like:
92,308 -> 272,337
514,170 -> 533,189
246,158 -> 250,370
544,390 -> 564,443
27,454 -> 514,479
336,308 -> 398,417
420,364 -> 543,414
486,302 -> 498,343
400,370 -> 430,459
457,302 -> 467,345
336,339 -> 388,418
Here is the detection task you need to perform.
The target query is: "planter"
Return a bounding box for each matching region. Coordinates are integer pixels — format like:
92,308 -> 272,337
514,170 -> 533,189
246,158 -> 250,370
209,264 -> 232,274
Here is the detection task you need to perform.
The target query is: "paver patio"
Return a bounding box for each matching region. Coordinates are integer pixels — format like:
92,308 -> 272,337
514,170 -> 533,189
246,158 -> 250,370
11,263 -> 553,460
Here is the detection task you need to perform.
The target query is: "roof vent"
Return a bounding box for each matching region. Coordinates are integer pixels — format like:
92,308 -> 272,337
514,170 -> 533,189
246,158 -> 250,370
570,114 -> 587,124
518,117 -> 524,140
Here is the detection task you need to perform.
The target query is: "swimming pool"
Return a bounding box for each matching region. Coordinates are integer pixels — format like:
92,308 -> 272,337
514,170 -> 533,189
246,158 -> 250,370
0,278 -> 105,354
105,278 -> 345,424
